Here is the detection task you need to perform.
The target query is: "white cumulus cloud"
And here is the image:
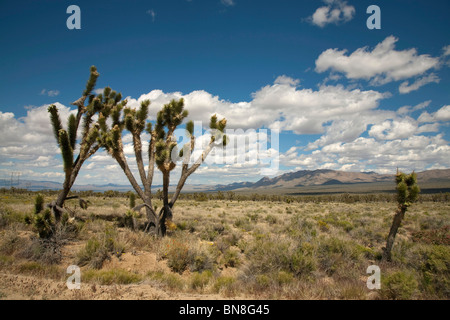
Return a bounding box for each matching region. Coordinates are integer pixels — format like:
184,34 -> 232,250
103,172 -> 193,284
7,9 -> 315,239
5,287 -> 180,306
309,0 -> 355,28
315,36 -> 440,86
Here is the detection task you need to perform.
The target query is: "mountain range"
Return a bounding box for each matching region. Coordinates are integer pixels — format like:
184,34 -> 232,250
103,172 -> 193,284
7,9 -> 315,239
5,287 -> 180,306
2,169 -> 450,194
214,169 -> 450,194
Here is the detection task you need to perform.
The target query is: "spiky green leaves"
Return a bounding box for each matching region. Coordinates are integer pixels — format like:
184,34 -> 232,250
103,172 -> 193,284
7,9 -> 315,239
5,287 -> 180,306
155,140 -> 169,168
158,99 -> 188,129
49,105 -> 74,174
186,120 -> 194,136
209,114 -> 227,146
48,66 -> 127,181
121,100 -> 150,134
83,66 -> 100,97
48,105 -> 63,143
217,118 -> 227,133
67,114 -> 77,150
59,130 -> 73,173
396,171 -> 420,207
210,114 -> 217,130
137,100 -> 150,122
146,122 -> 153,135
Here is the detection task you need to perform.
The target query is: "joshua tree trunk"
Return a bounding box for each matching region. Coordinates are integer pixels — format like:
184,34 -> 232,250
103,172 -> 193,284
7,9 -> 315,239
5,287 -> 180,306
383,205 -> 406,261
53,182 -> 71,223
382,170 -> 420,262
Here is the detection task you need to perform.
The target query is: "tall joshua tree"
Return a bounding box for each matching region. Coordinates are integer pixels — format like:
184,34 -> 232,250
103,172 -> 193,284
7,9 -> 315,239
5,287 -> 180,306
383,170 -> 420,261
99,98 -> 227,236
48,66 -> 126,222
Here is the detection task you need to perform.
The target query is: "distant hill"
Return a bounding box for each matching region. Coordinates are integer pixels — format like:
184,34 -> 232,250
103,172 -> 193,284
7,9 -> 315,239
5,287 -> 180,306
0,179 -> 211,193
2,169 -> 450,194
214,169 -> 450,194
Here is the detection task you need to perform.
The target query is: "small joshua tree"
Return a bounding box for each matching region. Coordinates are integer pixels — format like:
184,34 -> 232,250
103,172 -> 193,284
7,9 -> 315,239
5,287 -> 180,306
48,66 -> 126,222
34,193 -> 44,214
129,192 -> 136,209
383,170 -> 420,261
99,98 -> 227,236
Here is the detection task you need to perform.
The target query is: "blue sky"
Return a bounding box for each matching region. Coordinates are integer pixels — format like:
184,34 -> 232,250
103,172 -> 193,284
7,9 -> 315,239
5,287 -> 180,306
0,0 -> 449,186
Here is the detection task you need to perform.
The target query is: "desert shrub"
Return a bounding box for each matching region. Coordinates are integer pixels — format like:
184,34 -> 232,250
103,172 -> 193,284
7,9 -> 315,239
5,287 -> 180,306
221,247 -> 241,268
76,226 -> 124,269
287,215 -> 317,240
216,232 -> 241,253
244,235 -> 317,279
190,243 -> 217,273
200,223 -> 225,241
255,274 -> 271,289
213,276 -> 237,294
234,217 -> 252,231
408,245 -> 450,298
265,214 -> 278,225
190,270 -> 213,290
334,220 -> 354,232
289,243 -> 317,277
20,236 -> 63,265
0,254 -> 14,269
148,271 -> 185,290
176,221 -> 188,231
159,236 -> 217,274
77,238 -> 109,269
0,206 -> 27,229
276,271 -> 294,286
0,229 -> 24,255
380,271 -> 418,300
412,226 -> 450,245
317,237 -> 364,276
246,212 -> 259,222
83,269 -> 142,285
161,238 -> 190,273
317,220 -> 330,232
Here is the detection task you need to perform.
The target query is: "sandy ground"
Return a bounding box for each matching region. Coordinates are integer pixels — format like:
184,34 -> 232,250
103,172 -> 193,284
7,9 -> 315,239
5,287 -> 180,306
0,271 -> 231,300
0,248 -> 242,300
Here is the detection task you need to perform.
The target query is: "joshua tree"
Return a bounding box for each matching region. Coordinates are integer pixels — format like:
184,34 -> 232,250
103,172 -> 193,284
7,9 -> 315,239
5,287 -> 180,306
47,66 -> 126,222
383,170 -> 420,261
99,98 -> 227,236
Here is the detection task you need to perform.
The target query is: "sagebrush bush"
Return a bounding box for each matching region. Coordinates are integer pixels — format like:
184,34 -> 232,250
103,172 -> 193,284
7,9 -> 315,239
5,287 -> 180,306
409,245 -> 450,298
76,226 -> 124,269
160,238 -> 190,273
221,247 -> 241,268
20,236 -> 63,265
380,271 -> 418,300
159,236 -> 217,274
244,235 -> 317,279
148,270 -> 185,290
190,270 -> 213,291
213,276 -> 237,295
317,237 -> 364,276
0,229 -> 24,256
